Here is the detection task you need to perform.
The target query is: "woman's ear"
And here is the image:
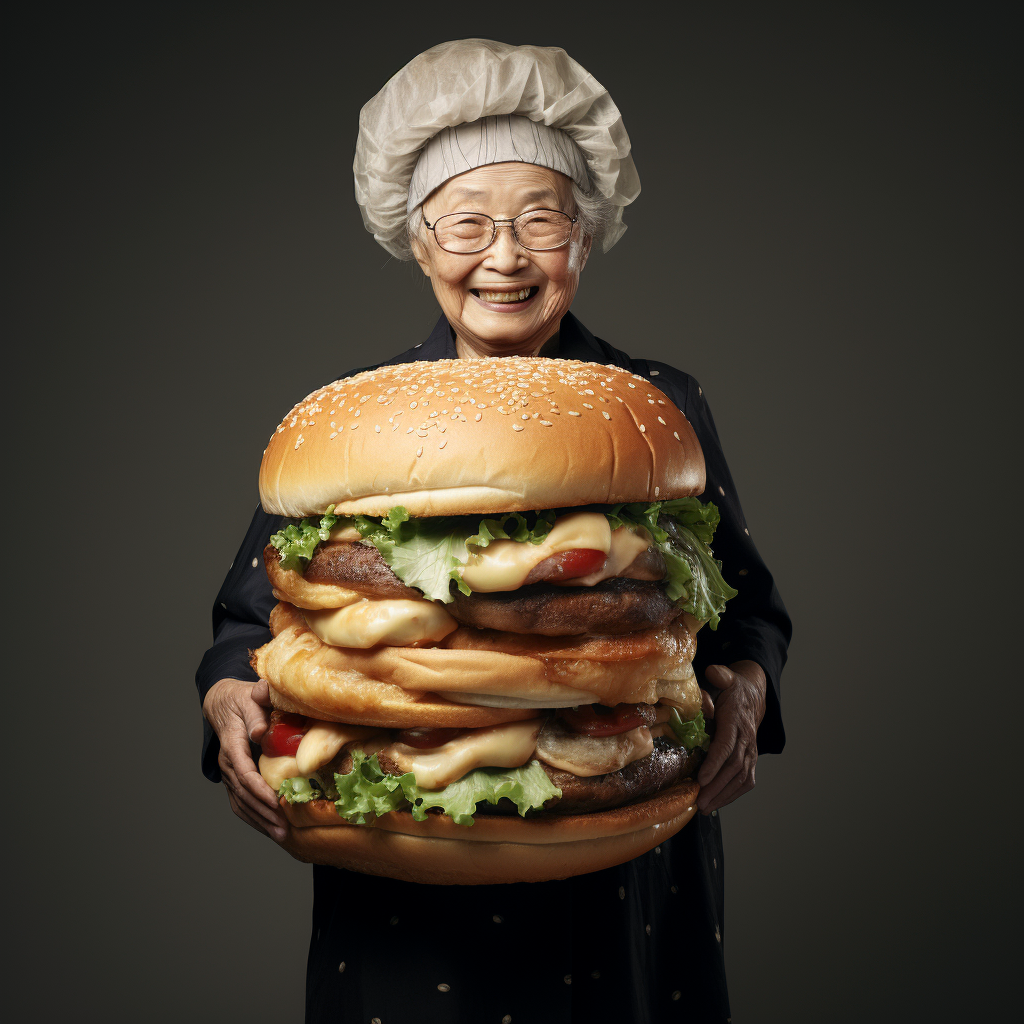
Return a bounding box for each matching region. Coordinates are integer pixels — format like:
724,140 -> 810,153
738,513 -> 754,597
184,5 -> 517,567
410,233 -> 432,279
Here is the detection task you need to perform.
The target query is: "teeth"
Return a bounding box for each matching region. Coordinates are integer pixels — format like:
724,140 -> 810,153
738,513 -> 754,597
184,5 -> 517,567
478,288 -> 532,303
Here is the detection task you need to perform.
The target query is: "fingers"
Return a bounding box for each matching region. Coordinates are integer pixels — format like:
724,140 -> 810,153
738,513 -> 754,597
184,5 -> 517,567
220,722 -> 281,813
698,739 -> 746,812
227,788 -> 274,839
697,719 -> 737,789
250,679 -> 272,708
219,754 -> 287,838
241,687 -> 272,744
700,758 -> 756,814
704,664 -> 737,689
700,688 -> 715,720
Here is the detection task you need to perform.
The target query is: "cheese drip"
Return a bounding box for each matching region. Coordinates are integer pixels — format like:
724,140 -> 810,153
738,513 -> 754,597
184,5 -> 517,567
459,512 -> 612,593
303,599 -> 457,649
381,718 -> 544,790
295,722 -> 383,774
258,754 -> 300,791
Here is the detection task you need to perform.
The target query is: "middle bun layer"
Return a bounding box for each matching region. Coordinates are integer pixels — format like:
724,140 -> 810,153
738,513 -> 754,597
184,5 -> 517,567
253,602 -> 698,724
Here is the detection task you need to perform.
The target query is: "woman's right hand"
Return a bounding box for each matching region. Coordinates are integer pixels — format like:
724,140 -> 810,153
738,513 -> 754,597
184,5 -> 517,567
203,678 -> 287,842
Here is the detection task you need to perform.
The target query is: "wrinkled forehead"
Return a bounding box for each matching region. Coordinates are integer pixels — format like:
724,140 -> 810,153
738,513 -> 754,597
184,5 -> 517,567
425,163 -> 573,215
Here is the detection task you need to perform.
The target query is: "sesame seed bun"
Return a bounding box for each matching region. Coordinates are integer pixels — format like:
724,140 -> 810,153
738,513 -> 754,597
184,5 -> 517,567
259,357 -> 704,518
276,779 -> 700,884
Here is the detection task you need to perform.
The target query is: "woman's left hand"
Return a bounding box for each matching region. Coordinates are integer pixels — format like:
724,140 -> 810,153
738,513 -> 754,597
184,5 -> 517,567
696,660 -> 767,814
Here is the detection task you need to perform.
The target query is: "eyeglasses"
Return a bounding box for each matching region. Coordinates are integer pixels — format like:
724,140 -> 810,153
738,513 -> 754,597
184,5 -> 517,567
421,209 -> 577,254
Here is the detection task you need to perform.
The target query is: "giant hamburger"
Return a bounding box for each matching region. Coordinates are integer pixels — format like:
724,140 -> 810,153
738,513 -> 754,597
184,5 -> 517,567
253,357 -> 736,884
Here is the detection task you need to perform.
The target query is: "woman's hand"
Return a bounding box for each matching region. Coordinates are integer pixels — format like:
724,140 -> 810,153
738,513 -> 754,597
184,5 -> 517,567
203,678 -> 287,841
696,660 -> 767,815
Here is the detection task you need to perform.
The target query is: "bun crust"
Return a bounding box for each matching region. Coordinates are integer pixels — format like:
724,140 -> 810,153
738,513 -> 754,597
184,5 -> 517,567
278,779 -> 700,884
259,358 -> 705,518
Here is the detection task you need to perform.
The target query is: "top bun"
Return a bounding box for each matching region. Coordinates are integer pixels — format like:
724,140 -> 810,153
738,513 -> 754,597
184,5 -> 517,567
259,358 -> 705,518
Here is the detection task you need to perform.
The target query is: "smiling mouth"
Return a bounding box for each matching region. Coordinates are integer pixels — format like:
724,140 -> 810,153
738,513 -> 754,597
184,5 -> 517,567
471,287 -> 539,303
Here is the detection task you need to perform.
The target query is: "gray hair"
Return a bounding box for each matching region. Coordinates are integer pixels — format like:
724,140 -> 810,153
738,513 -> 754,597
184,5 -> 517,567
402,180 -> 616,268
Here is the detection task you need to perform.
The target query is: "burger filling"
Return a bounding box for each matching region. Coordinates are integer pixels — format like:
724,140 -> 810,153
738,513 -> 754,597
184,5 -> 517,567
260,703 -> 711,826
258,497 -> 727,828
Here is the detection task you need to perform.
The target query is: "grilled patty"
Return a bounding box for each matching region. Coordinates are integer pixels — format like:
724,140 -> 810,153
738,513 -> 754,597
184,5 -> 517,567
277,541 -> 675,636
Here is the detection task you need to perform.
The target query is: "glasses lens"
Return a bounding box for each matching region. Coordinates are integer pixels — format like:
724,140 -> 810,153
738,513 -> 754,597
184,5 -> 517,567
516,211 -> 572,250
434,213 -> 493,253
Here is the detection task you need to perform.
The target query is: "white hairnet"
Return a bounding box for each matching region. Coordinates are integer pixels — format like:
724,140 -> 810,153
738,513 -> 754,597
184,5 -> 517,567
353,39 -> 640,258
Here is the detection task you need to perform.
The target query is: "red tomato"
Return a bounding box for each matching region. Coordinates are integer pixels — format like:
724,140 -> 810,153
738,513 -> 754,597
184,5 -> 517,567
396,727 -> 464,749
559,703 -> 658,736
527,548 -> 607,583
261,712 -> 309,757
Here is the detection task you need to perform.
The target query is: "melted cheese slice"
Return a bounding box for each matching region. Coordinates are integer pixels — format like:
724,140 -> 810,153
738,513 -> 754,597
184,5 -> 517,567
295,722 -> 384,775
326,523 -> 363,543
459,512 -> 612,593
558,526 -> 653,587
538,724 -> 654,777
381,718 -> 544,790
303,599 -> 457,649
258,754 -> 300,791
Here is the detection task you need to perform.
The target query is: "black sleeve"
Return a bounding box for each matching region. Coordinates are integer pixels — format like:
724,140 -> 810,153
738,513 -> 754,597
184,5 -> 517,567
637,362 -> 792,754
194,504 -> 285,782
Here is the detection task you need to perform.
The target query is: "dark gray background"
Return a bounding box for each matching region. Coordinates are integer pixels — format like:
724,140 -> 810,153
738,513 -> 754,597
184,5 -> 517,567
11,3 -> 1019,1022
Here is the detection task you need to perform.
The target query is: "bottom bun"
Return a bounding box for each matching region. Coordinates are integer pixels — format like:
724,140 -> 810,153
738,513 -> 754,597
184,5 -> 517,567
277,779 -> 699,884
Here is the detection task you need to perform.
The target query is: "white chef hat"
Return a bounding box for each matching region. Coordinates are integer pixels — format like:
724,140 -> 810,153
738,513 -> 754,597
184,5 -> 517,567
353,39 -> 640,258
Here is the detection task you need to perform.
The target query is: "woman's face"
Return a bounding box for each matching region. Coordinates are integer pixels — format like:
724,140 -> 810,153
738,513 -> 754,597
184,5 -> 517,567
412,163 -> 590,357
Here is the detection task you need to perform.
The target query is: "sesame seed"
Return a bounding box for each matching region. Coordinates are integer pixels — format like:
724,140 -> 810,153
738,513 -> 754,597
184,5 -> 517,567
416,447 -> 423,457
568,410 -> 581,417
329,431 -> 338,439
475,413 -> 482,421
540,420 -> 552,426
582,403 -> 593,409
512,423 -> 524,431
639,424 -> 646,432
375,424 -> 380,433
350,423 -> 358,429
673,431 -> 680,440
628,382 -> 636,388
410,401 -> 417,409
439,440 -> 447,449
521,413 -> 529,420
655,486 -> 660,496
602,411 -> 610,420
658,416 -> 666,425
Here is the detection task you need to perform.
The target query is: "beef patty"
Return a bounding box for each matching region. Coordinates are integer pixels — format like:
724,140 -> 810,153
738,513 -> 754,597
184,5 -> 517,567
277,541 -> 677,635
449,576 -> 679,636
479,737 -> 703,815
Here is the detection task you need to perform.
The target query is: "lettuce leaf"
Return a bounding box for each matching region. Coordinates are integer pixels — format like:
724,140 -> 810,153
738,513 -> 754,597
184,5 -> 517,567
404,760 -> 562,826
269,497 -> 735,623
328,750 -> 562,827
277,776 -> 323,803
607,499 -> 736,628
269,505 -> 338,571
668,709 -> 711,751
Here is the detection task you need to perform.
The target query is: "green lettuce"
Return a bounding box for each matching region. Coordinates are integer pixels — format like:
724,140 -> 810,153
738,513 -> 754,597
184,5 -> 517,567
668,709 -> 711,751
327,750 -> 562,827
269,505 -> 338,571
268,497 -> 735,622
351,506 -> 558,603
277,776 -> 323,803
607,499 -> 737,628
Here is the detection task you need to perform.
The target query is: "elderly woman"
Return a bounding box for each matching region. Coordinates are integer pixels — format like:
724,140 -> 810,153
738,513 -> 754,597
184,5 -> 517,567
198,40 -> 790,1024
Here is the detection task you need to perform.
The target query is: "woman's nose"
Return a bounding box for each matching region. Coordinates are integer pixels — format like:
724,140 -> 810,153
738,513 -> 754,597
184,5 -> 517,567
485,223 -> 528,273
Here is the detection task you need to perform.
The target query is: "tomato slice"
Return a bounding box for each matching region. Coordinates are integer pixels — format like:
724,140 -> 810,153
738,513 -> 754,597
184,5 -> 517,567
396,727 -> 464,749
261,712 -> 309,757
559,703 -> 658,736
525,548 -> 607,584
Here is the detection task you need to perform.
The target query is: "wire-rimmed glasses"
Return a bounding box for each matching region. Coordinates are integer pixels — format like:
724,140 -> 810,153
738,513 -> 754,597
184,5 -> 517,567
421,209 -> 577,254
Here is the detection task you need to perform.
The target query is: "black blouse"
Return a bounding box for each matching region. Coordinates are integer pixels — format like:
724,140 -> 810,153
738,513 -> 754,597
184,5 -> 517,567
196,312 -> 791,1024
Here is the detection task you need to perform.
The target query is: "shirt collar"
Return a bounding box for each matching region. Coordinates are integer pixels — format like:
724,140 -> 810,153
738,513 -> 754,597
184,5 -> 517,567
414,312 -> 630,368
